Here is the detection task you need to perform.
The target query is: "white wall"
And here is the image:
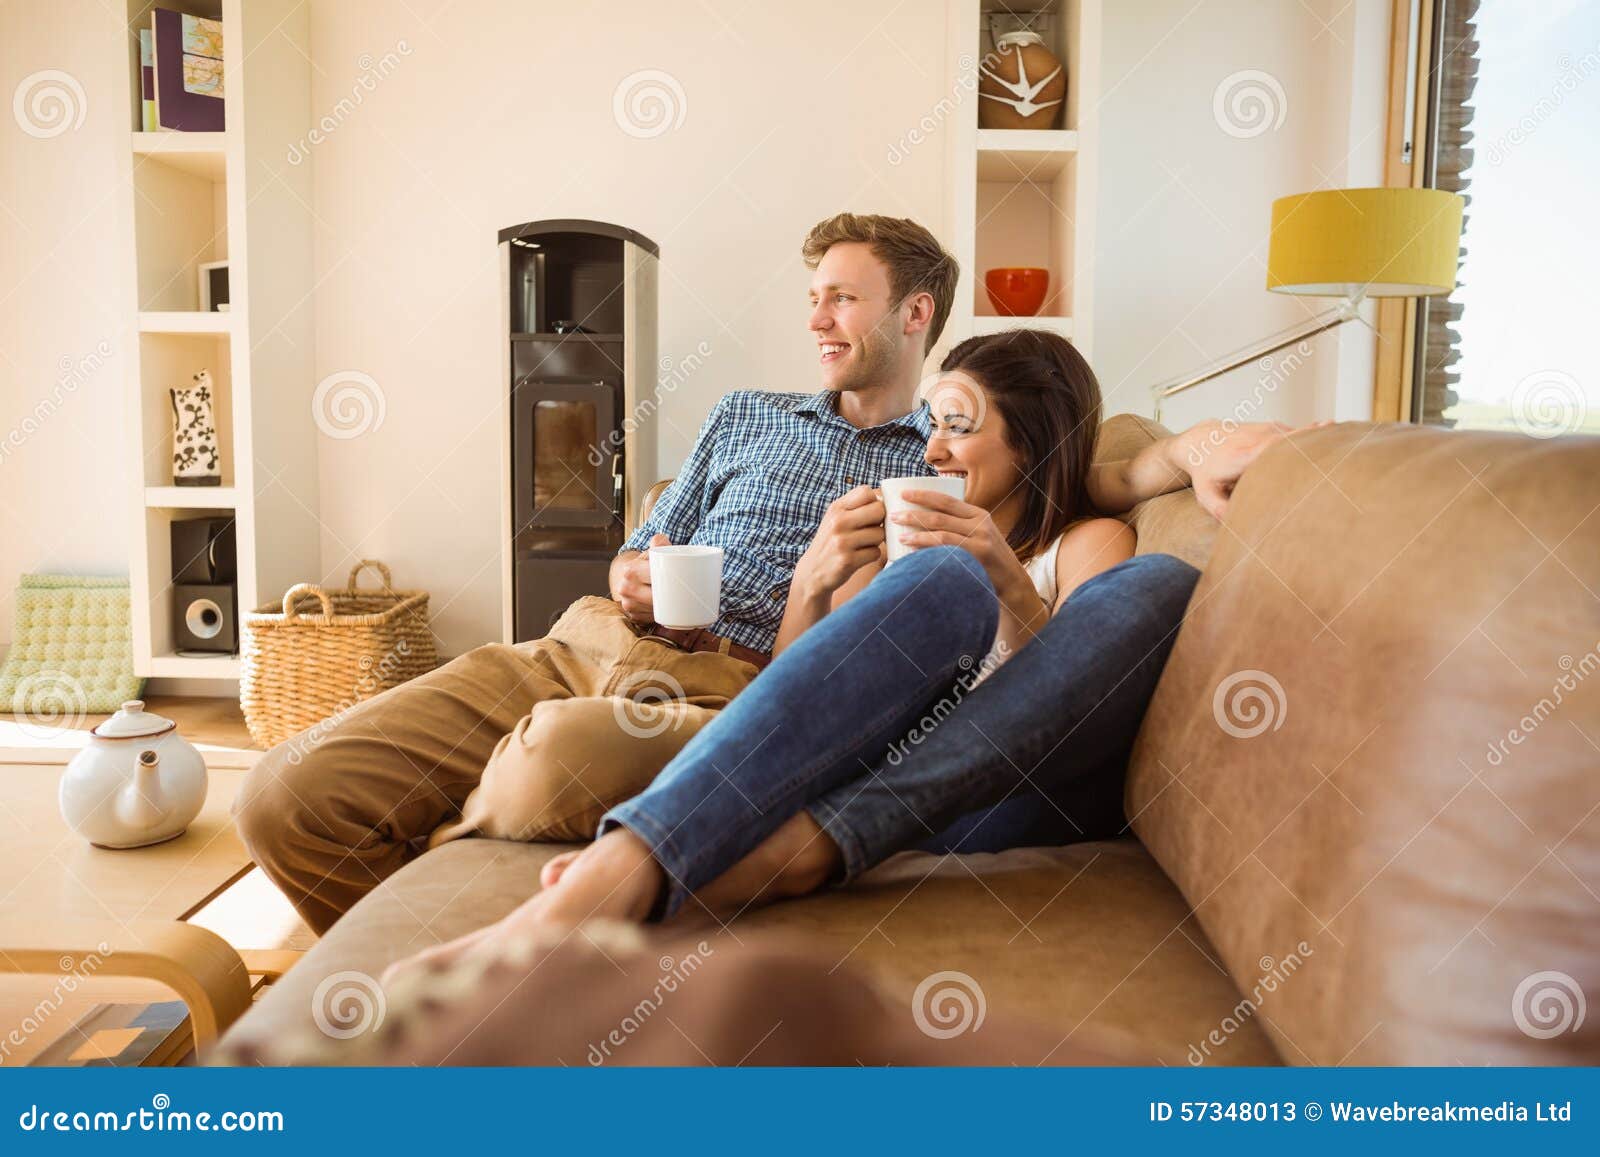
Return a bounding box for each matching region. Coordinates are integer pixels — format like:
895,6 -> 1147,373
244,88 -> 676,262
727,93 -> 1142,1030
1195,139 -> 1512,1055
304,0 -> 953,655
0,3 -> 133,661
1093,0 -> 1389,429
0,0 -> 1392,665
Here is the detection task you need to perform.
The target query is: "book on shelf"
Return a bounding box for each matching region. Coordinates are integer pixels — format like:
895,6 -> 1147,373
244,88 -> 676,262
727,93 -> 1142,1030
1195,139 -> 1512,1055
139,29 -> 156,131
149,8 -> 224,132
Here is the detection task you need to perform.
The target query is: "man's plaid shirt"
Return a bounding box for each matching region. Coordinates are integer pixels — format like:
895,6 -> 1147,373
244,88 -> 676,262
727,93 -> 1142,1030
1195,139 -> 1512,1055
622,388 -> 933,654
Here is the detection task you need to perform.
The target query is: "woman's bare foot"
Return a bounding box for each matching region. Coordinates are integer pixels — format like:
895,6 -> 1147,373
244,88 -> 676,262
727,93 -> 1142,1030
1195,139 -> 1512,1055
383,820 -> 839,985
539,849 -> 582,889
382,832 -> 664,988
541,815 -> 838,920
473,830 -> 665,942
693,811 -> 842,916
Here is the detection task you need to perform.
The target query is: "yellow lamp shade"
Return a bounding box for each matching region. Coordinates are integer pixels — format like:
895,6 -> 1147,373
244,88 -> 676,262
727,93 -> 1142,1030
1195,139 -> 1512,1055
1267,187 -> 1463,298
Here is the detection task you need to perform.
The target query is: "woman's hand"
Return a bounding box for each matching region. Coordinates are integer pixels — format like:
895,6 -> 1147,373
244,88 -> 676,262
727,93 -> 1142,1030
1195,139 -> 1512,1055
794,485 -> 887,599
893,488 -> 1049,654
774,487 -> 885,656
890,488 -> 1014,582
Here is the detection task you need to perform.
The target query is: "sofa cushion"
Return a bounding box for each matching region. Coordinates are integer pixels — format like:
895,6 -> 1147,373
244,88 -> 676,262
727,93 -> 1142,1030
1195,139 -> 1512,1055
1094,414 -> 1219,569
220,836 -> 1278,1066
217,919 -> 1128,1067
1126,422 -> 1600,1064
736,837 -> 1278,1065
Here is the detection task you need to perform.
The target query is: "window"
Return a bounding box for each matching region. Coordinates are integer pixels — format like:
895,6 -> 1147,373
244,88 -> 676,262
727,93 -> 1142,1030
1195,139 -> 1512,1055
1414,0 -> 1599,436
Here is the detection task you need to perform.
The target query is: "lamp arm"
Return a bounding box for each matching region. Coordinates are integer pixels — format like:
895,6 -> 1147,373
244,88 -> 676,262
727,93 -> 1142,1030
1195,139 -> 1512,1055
1150,298 -> 1362,422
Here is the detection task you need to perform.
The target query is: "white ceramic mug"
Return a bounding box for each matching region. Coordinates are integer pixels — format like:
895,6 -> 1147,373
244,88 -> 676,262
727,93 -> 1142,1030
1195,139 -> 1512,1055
880,474 -> 967,564
649,545 -> 723,629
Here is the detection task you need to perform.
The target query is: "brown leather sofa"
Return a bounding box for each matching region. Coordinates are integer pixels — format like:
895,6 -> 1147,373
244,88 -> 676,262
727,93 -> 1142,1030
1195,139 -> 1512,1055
217,417 -> 1599,1066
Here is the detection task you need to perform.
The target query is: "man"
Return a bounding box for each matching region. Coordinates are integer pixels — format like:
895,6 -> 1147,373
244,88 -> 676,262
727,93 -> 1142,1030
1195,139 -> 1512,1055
235,212 -> 1286,936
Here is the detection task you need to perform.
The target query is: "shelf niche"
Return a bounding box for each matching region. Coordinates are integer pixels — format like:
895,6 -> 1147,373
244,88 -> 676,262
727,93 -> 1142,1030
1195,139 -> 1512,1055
973,151 -> 1076,321
137,332 -> 234,491
977,0 -> 1083,132
132,153 -> 227,314
124,0 -> 226,132
141,504 -> 241,670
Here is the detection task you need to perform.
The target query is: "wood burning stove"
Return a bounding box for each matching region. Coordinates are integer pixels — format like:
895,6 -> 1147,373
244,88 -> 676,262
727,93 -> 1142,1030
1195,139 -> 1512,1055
499,220 -> 659,641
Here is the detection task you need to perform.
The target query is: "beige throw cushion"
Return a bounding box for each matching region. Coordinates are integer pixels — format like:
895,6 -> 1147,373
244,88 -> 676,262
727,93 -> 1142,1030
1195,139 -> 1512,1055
1094,413 -> 1219,569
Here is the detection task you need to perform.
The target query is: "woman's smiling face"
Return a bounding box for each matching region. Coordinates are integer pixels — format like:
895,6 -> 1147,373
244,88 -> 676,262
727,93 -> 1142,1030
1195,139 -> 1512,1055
921,371 -> 1022,514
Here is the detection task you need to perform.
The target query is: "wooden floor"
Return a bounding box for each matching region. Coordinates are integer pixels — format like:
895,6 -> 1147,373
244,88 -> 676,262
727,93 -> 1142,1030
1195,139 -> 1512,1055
122,695 -> 261,750
0,695 -> 260,759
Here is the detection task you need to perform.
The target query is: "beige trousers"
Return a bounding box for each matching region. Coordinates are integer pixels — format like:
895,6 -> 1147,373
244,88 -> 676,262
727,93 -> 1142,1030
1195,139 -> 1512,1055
232,597 -> 760,935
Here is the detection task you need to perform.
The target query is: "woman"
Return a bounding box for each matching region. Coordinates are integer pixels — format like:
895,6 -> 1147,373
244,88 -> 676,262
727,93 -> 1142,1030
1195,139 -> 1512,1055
392,329 -> 1202,972
772,333 -> 1126,665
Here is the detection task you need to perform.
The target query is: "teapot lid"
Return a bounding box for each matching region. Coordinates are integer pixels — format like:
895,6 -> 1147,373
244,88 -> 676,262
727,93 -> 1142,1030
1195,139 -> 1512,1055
92,699 -> 176,740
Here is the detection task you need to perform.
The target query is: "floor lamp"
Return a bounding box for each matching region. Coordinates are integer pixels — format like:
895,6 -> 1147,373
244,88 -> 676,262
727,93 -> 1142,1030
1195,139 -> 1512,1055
1152,187 -> 1464,423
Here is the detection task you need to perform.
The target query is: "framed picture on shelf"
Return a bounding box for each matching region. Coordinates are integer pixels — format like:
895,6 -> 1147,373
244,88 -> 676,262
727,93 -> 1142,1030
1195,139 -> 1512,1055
198,260 -> 230,312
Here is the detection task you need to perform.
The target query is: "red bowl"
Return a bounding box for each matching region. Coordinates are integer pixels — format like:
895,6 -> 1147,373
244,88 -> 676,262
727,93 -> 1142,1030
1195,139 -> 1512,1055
984,267 -> 1050,317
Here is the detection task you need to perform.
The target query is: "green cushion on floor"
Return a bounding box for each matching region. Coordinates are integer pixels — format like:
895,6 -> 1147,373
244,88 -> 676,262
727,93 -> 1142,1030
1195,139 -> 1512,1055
0,574 -> 144,717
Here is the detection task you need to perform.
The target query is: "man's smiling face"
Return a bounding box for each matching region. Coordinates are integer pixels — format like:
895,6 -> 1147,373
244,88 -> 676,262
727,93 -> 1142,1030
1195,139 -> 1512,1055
807,241 -> 903,394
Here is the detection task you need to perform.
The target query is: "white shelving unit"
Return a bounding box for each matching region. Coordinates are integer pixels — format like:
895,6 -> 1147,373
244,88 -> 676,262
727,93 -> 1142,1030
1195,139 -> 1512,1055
137,310 -> 234,334
118,0 -> 318,682
946,0 -> 1099,357
974,128 -> 1078,179
130,129 -> 226,179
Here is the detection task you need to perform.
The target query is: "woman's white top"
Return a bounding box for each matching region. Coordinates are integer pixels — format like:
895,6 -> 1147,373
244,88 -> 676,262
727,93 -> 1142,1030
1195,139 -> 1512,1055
970,532 -> 1067,685
1022,532 -> 1065,608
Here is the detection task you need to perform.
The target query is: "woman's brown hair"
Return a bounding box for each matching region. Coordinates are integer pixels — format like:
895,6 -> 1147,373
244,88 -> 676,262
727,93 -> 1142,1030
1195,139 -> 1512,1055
937,328 -> 1103,563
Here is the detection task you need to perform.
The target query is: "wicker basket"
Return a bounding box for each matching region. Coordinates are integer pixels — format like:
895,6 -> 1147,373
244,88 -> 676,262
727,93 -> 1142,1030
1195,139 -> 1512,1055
241,560 -> 437,748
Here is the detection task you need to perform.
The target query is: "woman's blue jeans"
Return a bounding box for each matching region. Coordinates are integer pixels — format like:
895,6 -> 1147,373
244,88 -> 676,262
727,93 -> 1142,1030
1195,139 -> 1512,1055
602,545 -> 1201,918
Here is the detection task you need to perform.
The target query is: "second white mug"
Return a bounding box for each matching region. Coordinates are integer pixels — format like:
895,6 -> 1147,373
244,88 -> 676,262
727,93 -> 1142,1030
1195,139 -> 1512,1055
880,474 -> 966,564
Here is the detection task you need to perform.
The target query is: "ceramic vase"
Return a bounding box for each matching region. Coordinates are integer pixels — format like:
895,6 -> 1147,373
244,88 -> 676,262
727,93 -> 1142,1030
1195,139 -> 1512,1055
171,369 -> 221,486
978,31 -> 1066,130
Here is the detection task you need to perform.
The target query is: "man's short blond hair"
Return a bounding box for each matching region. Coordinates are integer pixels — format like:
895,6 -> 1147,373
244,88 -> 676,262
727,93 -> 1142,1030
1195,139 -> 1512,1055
801,213 -> 959,353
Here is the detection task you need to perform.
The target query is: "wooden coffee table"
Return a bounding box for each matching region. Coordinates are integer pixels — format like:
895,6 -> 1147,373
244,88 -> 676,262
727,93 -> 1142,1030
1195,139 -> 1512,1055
0,761 -> 266,1063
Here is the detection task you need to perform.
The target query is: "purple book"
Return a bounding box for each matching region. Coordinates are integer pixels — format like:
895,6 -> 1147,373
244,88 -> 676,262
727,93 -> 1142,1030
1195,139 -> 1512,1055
152,8 -> 223,131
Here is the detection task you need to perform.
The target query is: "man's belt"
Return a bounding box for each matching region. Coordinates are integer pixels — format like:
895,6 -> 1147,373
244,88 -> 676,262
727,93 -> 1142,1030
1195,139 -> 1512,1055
642,624 -> 772,670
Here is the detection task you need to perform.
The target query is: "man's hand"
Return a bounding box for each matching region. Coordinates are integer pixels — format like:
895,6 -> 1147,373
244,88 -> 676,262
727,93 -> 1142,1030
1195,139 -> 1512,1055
794,486 -> 886,599
1182,420 -> 1290,520
1182,419 -> 1329,520
610,533 -> 669,622
1090,419 -> 1330,522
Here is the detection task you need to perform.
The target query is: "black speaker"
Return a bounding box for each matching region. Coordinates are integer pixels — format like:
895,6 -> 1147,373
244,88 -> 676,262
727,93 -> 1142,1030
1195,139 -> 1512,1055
171,516 -> 236,584
173,583 -> 238,653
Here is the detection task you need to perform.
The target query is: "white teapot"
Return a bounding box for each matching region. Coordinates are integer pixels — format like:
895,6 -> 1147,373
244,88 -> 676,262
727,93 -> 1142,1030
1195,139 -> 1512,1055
60,700 -> 209,848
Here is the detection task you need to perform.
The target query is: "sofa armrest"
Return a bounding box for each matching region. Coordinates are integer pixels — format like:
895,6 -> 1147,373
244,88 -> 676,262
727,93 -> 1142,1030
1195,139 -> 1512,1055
639,478 -> 673,524
1126,421 -> 1600,1065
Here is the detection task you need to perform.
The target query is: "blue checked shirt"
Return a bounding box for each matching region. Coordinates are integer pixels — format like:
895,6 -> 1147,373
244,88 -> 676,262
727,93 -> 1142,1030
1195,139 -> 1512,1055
622,389 -> 934,653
